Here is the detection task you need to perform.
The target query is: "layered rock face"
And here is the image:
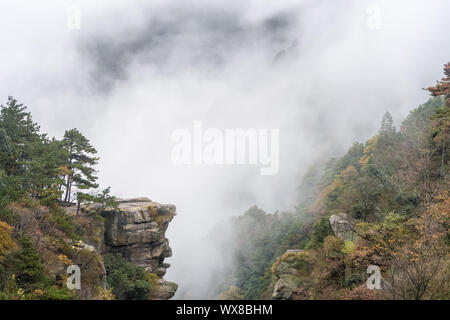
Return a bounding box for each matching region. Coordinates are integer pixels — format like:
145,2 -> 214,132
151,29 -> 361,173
329,212 -> 358,241
100,197 -> 178,299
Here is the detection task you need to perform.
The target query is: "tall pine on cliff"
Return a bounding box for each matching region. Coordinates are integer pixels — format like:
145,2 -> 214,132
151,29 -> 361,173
61,128 -> 99,203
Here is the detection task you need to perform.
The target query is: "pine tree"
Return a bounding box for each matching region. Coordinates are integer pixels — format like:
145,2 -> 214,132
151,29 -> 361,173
61,129 -> 99,203
427,62 -> 450,107
76,186 -> 117,214
380,111 -> 395,134
426,63 -> 450,171
0,97 -> 42,176
25,138 -> 68,205
4,236 -> 45,288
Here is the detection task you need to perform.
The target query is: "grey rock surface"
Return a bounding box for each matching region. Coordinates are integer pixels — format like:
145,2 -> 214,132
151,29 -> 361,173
272,250 -> 311,300
329,213 -> 358,241
100,198 -> 178,299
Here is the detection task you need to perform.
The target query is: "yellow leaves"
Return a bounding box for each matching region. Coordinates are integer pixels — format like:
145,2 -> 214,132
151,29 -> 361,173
33,289 -> 44,297
426,192 -> 450,225
342,165 -> 358,181
271,250 -> 310,274
94,287 -> 115,300
0,221 -> 16,260
146,272 -> 160,288
15,288 -> 26,300
341,241 -> 355,255
358,134 -> 379,166
324,235 -> 344,258
364,135 -> 379,153
358,156 -> 370,166
57,165 -> 72,176
57,254 -> 73,266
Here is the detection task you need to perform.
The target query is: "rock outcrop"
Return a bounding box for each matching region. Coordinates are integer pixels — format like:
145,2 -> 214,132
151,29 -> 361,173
271,250 -> 312,300
329,213 -> 358,241
149,278 -> 179,300
99,197 -> 178,299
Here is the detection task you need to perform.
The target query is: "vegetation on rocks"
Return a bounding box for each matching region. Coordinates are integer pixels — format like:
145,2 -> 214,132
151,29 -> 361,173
104,253 -> 159,300
216,64 -> 450,300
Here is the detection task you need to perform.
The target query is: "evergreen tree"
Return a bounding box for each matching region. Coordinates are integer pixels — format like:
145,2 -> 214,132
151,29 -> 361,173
61,129 -> 99,203
104,253 -> 154,300
427,62 -> 450,107
25,138 -> 68,205
3,236 -> 45,289
0,97 -> 42,176
426,64 -> 450,171
380,111 -> 395,134
76,186 -> 118,214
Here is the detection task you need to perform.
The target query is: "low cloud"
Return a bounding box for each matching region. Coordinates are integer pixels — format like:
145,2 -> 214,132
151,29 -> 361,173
0,0 -> 449,298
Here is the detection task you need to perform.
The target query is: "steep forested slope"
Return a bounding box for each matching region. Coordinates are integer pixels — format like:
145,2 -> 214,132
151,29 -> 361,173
216,85 -> 449,299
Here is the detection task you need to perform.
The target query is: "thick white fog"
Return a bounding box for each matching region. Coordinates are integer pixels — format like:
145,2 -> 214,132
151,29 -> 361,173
0,0 -> 449,298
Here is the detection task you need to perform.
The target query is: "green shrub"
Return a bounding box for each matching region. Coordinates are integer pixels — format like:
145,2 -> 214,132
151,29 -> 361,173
323,235 -> 344,258
305,215 -> 333,249
341,240 -> 355,255
104,253 -> 154,300
41,286 -> 78,300
4,236 -> 45,286
47,209 -> 76,239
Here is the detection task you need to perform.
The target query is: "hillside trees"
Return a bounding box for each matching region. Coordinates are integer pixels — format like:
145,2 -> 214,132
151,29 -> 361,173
0,97 -> 42,176
0,97 -> 46,203
386,193 -> 450,299
0,97 -> 116,211
0,98 -> 104,207
0,97 -> 119,299
219,85 -> 449,300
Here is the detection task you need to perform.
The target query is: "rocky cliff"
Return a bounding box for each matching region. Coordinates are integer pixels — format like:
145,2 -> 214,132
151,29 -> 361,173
329,213 -> 358,241
99,197 -> 178,299
271,250 -> 312,300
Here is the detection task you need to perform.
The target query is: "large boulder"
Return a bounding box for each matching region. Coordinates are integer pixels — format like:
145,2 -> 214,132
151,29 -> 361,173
149,279 -> 179,300
98,198 -> 178,299
329,213 -> 358,241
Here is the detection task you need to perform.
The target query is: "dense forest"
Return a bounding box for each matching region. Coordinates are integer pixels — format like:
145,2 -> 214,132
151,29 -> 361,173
215,64 -> 450,300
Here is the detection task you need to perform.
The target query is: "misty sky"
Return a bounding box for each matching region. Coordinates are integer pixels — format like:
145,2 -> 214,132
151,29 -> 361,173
1,0 -> 449,298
